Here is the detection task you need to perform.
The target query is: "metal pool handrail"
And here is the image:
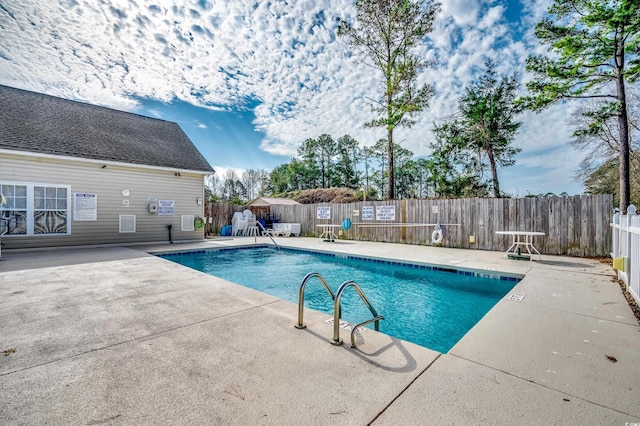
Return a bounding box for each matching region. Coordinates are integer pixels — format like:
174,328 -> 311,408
350,315 -> 384,349
295,272 -> 336,329
256,221 -> 279,249
331,280 -> 383,347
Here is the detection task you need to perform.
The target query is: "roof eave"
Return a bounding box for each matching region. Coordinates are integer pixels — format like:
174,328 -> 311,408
0,148 -> 215,175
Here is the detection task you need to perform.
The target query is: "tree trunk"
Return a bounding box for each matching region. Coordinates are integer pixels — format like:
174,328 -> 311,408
616,48 -> 630,213
486,143 -> 500,197
387,128 -> 395,200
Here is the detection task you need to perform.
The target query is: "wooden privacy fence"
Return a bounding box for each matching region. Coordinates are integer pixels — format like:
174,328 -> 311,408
207,194 -> 613,257
611,205 -> 639,304
204,202 -> 241,235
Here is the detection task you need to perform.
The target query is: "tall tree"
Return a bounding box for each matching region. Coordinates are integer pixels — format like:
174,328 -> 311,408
242,168 -> 269,201
434,61 -> 522,197
339,0 -> 440,200
428,127 -> 491,197
582,155 -> 640,205
520,0 -> 640,212
297,138 -> 321,188
572,89 -> 640,206
266,164 -> 294,195
392,143 -> 414,198
370,138 -> 388,196
333,134 -> 362,188
361,145 -> 375,195
314,134 -> 338,188
297,134 -> 337,188
205,174 -> 221,201
221,170 -> 246,203
413,157 -> 432,197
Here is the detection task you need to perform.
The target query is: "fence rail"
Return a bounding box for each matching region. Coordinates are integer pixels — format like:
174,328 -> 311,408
611,205 -> 639,305
207,194 -> 613,258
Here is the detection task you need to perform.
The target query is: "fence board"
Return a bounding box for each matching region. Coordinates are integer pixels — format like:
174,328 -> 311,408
207,194 -> 613,257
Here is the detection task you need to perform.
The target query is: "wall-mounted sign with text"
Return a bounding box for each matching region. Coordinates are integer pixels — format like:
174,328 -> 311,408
73,193 -> 97,221
158,200 -> 175,216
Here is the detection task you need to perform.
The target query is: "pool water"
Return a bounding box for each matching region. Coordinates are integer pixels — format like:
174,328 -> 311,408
159,247 -> 519,353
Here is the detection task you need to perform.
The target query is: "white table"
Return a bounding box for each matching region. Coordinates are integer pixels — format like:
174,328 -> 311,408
496,231 -> 545,261
317,224 -> 341,241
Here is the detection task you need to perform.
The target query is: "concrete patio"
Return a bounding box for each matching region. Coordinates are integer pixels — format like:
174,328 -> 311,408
0,237 -> 638,425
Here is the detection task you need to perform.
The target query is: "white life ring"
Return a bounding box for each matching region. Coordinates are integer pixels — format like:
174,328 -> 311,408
431,228 -> 443,244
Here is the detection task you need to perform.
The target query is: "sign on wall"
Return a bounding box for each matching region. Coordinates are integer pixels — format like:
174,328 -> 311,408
73,193 -> 97,221
317,206 -> 331,219
158,200 -> 175,216
376,205 -> 396,221
361,206 -> 374,220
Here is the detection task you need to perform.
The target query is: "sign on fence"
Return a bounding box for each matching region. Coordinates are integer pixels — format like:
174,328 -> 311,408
317,206 -> 331,219
362,206 -> 374,220
376,205 -> 396,221
228,194 -> 613,257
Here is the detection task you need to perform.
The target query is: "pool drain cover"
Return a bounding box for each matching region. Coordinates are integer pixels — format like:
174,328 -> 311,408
507,293 -> 525,302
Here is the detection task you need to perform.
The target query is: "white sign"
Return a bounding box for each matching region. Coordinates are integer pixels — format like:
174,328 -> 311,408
432,205 -> 439,214
376,205 -> 396,221
158,200 -> 175,216
362,206 -> 374,220
352,209 -> 360,217
74,193 -> 97,221
317,206 -> 331,220
122,199 -> 129,207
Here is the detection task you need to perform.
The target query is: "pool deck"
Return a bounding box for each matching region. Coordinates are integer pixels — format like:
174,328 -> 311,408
0,237 -> 638,425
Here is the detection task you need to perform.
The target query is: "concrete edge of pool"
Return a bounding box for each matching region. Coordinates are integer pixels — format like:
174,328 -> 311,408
0,237 -> 638,425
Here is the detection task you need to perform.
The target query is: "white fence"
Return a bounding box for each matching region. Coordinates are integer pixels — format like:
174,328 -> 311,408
611,205 -> 639,305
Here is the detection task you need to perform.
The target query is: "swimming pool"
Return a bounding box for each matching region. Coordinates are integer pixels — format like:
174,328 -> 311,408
159,246 -> 520,353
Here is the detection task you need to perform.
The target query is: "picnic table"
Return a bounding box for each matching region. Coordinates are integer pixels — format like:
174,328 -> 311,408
495,231 -> 545,261
317,224 -> 341,241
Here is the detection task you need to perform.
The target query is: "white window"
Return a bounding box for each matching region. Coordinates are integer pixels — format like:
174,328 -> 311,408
0,182 -> 71,236
34,185 -> 69,234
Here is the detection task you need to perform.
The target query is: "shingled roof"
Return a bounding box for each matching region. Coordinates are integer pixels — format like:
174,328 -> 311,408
0,85 -> 214,173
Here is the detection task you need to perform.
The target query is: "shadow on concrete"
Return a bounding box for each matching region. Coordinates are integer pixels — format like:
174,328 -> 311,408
295,325 -> 426,374
536,260 -> 595,269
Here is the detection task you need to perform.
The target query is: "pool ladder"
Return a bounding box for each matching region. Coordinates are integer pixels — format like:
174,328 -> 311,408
295,272 -> 384,348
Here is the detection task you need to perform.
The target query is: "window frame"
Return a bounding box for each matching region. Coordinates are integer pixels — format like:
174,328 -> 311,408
0,181 -> 72,237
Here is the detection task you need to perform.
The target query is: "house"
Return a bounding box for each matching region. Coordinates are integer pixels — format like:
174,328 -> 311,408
0,85 -> 215,250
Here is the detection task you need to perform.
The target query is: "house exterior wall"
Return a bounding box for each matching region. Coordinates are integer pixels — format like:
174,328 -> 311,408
1,153 -> 207,249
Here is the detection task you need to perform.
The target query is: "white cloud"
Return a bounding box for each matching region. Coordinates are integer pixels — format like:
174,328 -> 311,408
0,0 -> 586,194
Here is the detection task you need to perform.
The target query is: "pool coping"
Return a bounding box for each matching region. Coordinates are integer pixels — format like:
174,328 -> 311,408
154,244 -> 524,281
155,244 -> 523,353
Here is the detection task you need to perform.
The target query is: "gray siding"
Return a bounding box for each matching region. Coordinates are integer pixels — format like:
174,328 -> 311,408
1,153 -> 207,249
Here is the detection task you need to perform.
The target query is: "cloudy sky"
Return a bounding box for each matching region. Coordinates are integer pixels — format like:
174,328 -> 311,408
0,0 -> 583,196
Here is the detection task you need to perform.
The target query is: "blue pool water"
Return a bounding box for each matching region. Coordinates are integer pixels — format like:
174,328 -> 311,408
159,247 -> 519,353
